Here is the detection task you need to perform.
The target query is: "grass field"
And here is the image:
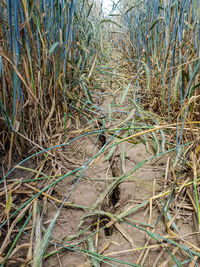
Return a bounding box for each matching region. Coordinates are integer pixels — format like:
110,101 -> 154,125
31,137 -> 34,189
0,0 -> 200,266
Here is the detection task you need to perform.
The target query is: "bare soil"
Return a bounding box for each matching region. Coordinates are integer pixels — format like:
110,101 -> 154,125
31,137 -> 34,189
42,135 -> 199,266
42,96 -> 199,266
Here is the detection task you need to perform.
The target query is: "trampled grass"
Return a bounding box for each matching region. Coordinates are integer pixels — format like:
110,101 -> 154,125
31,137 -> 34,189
0,0 -> 200,266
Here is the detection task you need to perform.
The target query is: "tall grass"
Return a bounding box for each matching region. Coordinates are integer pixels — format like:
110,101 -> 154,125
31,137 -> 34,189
120,0 -> 200,115
0,0 -> 106,165
0,1 -> 123,266
0,0 -> 200,266
115,0 -> 200,168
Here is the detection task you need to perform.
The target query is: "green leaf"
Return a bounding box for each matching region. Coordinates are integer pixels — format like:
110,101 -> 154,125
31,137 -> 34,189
123,4 -> 141,16
49,42 -> 59,55
98,19 -> 123,28
5,186 -> 13,219
150,17 -> 164,31
120,81 -> 132,104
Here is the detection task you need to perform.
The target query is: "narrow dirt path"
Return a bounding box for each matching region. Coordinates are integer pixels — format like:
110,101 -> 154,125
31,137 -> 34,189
1,2 -> 200,267
2,46 -> 193,267
41,47 -> 191,267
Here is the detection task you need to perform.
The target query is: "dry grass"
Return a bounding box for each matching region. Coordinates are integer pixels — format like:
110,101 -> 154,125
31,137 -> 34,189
0,0 -> 200,266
